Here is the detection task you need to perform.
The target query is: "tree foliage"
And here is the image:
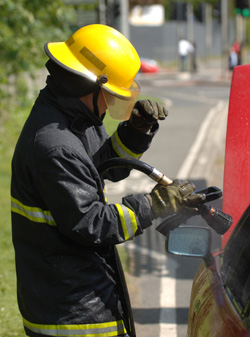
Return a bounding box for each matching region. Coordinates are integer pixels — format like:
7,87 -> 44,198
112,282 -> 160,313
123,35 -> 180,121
0,0 -> 75,80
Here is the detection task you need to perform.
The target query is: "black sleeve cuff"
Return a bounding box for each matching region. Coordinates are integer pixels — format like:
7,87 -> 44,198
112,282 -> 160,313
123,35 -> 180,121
117,121 -> 159,154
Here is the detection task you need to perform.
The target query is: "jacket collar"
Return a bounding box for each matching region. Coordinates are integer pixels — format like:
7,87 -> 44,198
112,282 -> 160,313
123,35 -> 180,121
42,78 -> 103,133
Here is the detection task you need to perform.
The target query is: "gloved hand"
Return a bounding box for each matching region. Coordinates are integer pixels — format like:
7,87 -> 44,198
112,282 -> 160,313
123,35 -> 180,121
146,179 -> 206,219
129,99 -> 168,133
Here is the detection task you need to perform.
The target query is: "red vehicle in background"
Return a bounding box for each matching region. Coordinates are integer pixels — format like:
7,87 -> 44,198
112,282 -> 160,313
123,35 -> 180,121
165,64 -> 250,336
140,58 -> 159,73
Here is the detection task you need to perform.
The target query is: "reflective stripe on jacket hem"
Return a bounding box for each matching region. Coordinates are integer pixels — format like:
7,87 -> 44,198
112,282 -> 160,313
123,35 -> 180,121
115,204 -> 138,240
111,131 -> 142,159
23,317 -> 127,337
11,196 -> 56,226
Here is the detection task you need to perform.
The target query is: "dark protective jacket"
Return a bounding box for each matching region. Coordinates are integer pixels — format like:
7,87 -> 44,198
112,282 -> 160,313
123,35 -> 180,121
11,83 -> 158,337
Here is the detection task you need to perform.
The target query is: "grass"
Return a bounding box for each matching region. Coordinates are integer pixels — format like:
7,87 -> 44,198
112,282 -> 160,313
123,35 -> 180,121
0,153 -> 26,337
0,93 -> 30,336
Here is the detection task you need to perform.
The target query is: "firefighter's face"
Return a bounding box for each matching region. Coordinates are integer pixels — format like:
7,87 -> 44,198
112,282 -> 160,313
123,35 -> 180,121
79,91 -> 107,118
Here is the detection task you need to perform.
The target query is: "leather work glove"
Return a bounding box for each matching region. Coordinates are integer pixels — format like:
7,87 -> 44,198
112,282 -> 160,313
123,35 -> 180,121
146,179 -> 206,219
129,99 -> 168,133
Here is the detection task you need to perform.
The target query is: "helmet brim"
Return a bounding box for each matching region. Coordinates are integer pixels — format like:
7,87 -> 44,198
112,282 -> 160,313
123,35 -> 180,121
45,42 -> 97,82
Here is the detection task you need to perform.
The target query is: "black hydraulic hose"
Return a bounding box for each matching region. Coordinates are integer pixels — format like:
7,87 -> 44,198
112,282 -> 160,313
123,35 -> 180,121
98,157 -> 172,185
98,158 -> 153,177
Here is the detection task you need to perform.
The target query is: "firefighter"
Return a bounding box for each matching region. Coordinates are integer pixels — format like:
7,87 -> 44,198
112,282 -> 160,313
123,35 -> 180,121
11,24 -> 205,337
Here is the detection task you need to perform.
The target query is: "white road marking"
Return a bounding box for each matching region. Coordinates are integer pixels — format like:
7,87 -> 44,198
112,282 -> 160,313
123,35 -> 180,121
177,100 -> 227,179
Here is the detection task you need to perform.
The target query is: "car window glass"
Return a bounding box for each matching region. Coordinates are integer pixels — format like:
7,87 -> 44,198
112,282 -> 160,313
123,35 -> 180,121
223,204 -> 250,311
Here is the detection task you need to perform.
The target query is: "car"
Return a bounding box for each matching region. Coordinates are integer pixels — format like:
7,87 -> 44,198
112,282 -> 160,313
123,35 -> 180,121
166,205 -> 250,337
165,64 -> 250,336
140,58 -> 159,73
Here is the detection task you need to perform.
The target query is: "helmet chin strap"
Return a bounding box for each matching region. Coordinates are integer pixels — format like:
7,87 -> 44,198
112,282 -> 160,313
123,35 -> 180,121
93,77 -> 108,121
93,85 -> 101,119
93,76 -> 108,120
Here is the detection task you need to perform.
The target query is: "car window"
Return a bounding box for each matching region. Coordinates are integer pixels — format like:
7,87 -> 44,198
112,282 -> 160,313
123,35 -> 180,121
222,204 -> 250,313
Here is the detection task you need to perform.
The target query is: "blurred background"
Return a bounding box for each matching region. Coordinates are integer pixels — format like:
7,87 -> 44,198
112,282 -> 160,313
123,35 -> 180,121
2,0 -> 250,154
2,0 -> 250,130
0,1 -> 250,336
2,0 -> 250,95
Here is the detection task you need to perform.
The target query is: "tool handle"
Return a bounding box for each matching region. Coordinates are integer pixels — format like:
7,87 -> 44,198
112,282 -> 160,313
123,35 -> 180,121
200,205 -> 233,235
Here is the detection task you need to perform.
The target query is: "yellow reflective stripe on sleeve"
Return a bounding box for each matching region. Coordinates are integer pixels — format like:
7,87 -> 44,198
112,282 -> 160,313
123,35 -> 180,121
23,317 -> 127,336
111,131 -> 142,159
11,197 -> 56,226
115,204 -> 138,240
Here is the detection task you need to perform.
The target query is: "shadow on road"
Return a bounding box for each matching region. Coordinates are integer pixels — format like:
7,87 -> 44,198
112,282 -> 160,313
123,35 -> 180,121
133,307 -> 189,324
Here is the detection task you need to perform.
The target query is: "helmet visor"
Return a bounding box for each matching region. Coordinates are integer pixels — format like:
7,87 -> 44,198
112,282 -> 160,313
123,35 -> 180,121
102,80 -> 140,121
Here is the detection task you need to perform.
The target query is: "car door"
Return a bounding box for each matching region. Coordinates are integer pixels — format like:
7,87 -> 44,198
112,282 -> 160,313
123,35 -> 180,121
222,204 -> 250,333
187,204 -> 250,337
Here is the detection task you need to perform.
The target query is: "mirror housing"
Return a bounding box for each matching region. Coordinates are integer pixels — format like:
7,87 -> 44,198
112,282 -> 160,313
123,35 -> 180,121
165,226 -> 212,258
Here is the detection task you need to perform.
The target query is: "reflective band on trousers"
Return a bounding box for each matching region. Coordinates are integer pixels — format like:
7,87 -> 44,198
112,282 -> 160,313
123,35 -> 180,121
111,131 -> 142,159
115,203 -> 138,240
23,317 -> 127,336
11,196 -> 56,226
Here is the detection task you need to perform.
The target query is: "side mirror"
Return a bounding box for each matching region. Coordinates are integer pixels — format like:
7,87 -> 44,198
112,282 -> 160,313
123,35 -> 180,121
165,226 -> 212,258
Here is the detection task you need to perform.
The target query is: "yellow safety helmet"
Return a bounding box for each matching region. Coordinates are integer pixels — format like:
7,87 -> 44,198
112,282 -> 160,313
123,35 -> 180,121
44,24 -> 141,120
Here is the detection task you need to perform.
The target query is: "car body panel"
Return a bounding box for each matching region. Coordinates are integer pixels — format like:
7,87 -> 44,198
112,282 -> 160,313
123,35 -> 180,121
223,64 -> 250,246
188,257 -> 250,337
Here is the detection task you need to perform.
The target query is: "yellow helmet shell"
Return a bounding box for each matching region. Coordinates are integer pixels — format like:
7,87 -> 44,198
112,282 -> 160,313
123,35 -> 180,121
44,24 -> 141,99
